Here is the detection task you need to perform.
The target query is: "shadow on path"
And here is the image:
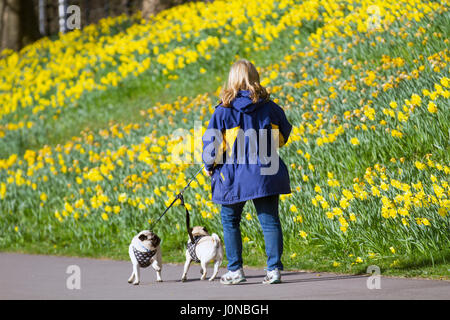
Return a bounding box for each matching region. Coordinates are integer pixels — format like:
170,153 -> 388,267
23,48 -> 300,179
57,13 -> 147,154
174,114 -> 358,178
236,272 -> 369,286
281,274 -> 369,284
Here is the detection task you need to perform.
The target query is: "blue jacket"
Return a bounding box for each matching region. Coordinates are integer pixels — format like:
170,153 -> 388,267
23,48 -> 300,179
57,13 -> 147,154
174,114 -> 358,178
202,90 -> 292,205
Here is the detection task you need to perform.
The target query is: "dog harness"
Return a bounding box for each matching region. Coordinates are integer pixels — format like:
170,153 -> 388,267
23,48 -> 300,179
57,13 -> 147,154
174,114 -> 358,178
187,235 -> 205,263
133,243 -> 157,268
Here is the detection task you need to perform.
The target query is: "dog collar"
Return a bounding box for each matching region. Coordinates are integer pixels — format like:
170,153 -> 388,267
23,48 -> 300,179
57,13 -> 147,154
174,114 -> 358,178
136,241 -> 152,253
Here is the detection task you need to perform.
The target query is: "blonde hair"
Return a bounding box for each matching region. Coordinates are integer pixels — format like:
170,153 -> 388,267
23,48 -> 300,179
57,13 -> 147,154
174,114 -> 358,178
220,59 -> 269,107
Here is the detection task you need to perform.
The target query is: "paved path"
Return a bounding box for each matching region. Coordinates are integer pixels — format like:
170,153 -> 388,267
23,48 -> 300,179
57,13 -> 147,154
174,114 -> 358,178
0,252 -> 449,300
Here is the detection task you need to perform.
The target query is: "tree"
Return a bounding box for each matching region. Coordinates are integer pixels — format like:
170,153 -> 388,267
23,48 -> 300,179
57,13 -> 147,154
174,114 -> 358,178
0,0 -> 40,52
142,0 -> 168,19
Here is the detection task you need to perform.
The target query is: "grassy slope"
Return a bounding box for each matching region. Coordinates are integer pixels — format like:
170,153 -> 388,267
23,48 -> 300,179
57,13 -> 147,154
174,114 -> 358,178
1,3 -> 449,280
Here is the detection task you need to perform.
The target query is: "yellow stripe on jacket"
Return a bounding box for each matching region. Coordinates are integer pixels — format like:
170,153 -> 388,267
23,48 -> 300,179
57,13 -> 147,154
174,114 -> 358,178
271,123 -> 286,147
223,126 -> 241,158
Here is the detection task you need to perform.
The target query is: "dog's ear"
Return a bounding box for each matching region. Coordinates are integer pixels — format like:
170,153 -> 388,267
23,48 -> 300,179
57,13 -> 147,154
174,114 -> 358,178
138,234 -> 147,241
202,226 -> 208,234
152,234 -> 161,247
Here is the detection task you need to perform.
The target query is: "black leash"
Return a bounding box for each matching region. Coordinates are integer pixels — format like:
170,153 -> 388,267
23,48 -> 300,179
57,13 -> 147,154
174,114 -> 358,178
178,193 -> 194,243
150,165 -> 205,243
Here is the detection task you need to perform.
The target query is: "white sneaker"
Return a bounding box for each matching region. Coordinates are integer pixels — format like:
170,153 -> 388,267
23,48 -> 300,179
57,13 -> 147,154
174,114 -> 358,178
220,269 -> 247,285
262,268 -> 281,284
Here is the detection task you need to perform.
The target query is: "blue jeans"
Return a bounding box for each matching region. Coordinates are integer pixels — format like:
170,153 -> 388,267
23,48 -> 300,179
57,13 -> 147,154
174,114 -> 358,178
220,194 -> 283,272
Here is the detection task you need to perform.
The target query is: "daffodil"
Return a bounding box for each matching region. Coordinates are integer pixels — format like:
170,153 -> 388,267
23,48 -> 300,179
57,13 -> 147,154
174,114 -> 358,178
427,101 -> 437,113
350,137 -> 360,145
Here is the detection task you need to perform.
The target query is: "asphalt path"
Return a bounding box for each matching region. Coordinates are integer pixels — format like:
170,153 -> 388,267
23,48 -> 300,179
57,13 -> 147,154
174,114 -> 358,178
0,252 -> 449,300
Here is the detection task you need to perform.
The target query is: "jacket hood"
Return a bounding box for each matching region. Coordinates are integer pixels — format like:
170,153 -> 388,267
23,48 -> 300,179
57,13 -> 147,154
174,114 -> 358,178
230,90 -> 262,114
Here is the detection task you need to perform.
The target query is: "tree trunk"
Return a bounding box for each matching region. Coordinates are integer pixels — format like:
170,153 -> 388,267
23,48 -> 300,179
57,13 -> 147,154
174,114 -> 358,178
20,0 -> 40,45
0,0 -> 40,52
141,0 -> 172,19
1,0 -> 21,51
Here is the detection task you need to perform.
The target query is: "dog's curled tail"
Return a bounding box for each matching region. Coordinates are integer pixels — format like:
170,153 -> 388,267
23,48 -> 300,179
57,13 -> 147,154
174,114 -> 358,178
212,233 -> 221,248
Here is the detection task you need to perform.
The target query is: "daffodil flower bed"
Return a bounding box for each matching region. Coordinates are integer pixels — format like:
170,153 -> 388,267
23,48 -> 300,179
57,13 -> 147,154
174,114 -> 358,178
0,0 -> 449,277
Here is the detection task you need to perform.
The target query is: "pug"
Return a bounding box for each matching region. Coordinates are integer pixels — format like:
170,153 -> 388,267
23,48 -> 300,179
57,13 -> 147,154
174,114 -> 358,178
181,226 -> 223,282
128,230 -> 162,285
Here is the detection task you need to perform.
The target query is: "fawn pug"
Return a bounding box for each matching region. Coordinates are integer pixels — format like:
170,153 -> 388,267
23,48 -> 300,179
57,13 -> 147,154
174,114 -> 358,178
181,226 -> 224,282
128,230 -> 162,285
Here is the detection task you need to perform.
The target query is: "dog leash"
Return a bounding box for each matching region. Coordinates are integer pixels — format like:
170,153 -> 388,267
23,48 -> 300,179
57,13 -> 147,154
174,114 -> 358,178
150,165 -> 205,243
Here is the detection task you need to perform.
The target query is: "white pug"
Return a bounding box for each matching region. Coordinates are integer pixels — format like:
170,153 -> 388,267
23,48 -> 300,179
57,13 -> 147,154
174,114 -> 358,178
181,226 -> 224,282
128,230 -> 162,285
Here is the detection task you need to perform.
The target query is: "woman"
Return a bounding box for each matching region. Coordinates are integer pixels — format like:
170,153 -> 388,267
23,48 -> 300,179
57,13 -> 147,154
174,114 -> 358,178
202,59 -> 292,284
